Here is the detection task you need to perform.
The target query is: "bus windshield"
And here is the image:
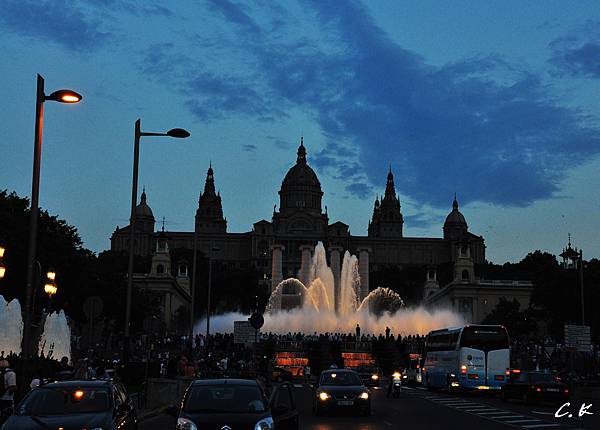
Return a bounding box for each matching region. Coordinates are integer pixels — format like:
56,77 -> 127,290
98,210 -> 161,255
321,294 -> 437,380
459,326 -> 509,351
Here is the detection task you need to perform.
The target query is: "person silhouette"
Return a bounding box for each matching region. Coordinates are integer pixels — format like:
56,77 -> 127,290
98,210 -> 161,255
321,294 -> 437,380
355,323 -> 361,339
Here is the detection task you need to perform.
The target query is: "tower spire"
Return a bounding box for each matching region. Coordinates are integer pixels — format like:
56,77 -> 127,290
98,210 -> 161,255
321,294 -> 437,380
453,193 -> 459,210
297,136 -> 306,164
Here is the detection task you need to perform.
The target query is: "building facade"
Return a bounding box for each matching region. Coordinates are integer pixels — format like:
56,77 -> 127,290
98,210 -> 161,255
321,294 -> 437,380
111,139 -> 491,307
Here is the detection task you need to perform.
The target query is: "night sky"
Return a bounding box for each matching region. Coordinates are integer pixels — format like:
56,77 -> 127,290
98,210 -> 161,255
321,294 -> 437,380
1,0 -> 599,263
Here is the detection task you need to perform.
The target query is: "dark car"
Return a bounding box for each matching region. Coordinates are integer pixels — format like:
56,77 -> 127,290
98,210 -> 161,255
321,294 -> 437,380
172,379 -> 299,430
355,365 -> 382,387
1,380 -> 137,430
313,369 -> 371,416
501,371 -> 570,405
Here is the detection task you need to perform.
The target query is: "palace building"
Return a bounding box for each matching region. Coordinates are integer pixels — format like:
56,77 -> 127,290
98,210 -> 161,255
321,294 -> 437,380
110,138 -> 531,325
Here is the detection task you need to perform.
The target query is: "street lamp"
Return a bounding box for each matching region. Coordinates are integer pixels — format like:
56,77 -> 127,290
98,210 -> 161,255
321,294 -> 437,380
23,74 -> 82,358
205,245 -> 220,356
123,118 -> 190,362
0,245 -> 6,280
560,234 -> 585,325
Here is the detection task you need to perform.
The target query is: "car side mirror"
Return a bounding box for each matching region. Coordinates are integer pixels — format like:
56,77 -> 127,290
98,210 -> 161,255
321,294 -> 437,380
166,405 -> 178,417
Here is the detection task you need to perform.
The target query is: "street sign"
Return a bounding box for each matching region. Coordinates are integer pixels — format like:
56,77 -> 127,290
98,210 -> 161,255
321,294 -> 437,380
564,324 -> 591,352
234,320 -> 259,344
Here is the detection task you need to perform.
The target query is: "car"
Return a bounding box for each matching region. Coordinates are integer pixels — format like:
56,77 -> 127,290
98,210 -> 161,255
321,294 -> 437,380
2,379 -> 137,430
355,365 -> 382,387
313,369 -> 371,416
171,378 -> 299,430
501,370 -> 570,405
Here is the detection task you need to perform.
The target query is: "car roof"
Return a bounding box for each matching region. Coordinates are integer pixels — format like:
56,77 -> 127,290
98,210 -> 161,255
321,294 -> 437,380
39,380 -> 113,388
190,379 -> 259,386
321,369 -> 357,374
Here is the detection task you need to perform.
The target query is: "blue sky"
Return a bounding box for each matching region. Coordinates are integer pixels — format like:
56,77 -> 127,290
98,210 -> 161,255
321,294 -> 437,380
1,0 -> 599,264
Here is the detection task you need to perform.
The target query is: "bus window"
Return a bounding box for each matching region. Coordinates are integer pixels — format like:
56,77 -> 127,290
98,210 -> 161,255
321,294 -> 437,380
459,326 -> 509,351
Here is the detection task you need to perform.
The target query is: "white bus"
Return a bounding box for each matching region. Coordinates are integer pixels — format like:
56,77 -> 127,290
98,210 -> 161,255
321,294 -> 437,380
423,325 -> 510,391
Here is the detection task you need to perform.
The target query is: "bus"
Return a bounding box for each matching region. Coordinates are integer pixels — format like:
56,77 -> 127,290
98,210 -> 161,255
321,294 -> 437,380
423,325 -> 510,391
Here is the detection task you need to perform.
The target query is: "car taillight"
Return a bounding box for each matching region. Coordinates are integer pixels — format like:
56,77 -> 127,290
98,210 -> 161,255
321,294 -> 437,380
535,386 -> 542,392
468,374 -> 479,379
564,389 -> 569,394
494,375 -> 504,381
461,365 -> 467,374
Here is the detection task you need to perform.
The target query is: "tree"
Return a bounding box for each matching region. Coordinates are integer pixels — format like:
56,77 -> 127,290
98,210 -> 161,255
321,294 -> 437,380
481,298 -> 537,339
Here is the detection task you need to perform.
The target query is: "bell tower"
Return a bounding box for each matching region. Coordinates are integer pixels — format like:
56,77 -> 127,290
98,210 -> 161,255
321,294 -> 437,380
195,163 -> 227,234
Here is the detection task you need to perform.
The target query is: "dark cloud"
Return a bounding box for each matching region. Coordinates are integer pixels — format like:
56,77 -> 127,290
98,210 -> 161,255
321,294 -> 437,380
242,144 -> 257,152
0,0 -> 108,51
550,42 -> 600,78
404,213 -> 445,229
345,182 -> 373,199
152,0 -> 600,209
266,136 -> 292,149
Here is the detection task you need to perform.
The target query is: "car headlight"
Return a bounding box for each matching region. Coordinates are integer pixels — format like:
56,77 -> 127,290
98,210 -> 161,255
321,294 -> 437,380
318,391 -> 330,400
255,416 -> 274,430
392,372 -> 401,379
177,417 -> 198,430
359,392 -> 369,400
402,375 -> 408,379
371,374 -> 379,380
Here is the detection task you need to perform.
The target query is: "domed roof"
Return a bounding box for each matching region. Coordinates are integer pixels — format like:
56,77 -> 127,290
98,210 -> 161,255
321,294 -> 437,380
444,195 -> 467,226
135,189 -> 154,218
281,138 -> 321,190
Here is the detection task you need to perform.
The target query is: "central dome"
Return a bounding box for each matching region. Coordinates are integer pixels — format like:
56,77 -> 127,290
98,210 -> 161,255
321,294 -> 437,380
281,138 -> 321,189
279,138 -> 323,213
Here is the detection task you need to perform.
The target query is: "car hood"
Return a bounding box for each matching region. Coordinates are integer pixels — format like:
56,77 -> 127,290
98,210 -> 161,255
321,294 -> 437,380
318,385 -> 367,396
180,411 -> 271,430
3,412 -> 111,430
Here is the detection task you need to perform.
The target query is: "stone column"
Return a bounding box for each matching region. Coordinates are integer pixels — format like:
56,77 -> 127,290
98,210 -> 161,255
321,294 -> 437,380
329,246 -> 343,313
270,244 -> 285,294
357,247 -> 371,302
299,245 -> 313,287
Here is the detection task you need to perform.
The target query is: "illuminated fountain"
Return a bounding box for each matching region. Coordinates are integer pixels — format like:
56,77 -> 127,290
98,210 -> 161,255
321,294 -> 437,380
0,295 -> 71,362
0,296 -> 23,356
39,310 -> 71,362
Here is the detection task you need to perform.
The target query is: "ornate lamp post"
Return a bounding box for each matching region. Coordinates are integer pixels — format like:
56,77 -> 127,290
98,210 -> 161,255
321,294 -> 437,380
23,74 -> 82,357
123,119 -> 189,362
560,234 -> 585,325
0,245 -> 6,280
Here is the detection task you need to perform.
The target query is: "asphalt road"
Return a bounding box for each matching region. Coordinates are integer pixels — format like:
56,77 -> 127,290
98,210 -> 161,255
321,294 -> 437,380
140,383 -> 599,430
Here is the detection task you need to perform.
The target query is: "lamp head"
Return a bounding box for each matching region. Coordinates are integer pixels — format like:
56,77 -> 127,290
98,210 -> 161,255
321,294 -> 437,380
47,269 -> 56,281
166,128 -> 190,138
47,89 -> 83,104
0,263 -> 6,280
44,282 -> 57,296
0,245 -> 5,258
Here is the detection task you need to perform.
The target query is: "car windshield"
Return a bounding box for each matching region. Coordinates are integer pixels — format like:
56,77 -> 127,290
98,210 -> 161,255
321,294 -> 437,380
16,387 -> 110,415
184,385 -> 267,413
530,373 -> 558,383
320,372 -> 362,386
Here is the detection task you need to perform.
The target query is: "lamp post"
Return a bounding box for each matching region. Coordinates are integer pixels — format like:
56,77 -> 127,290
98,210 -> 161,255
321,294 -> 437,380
123,119 -> 189,362
0,245 -> 6,280
23,74 -> 82,358
205,245 -> 219,357
44,269 -> 58,312
189,217 -> 199,350
560,234 -> 585,325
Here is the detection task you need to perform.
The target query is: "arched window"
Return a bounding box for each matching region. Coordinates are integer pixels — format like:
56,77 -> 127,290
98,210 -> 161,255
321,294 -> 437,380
157,264 -> 165,274
428,270 -> 435,280
178,264 -> 187,277
461,269 -> 469,280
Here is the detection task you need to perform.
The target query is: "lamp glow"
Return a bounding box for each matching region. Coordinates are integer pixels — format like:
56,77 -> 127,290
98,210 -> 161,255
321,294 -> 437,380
47,89 -> 82,104
47,269 -> 56,281
359,392 -> 369,399
319,392 -> 329,401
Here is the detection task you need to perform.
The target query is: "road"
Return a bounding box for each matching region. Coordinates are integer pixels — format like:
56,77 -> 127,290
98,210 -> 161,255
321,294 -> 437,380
140,383 -> 599,430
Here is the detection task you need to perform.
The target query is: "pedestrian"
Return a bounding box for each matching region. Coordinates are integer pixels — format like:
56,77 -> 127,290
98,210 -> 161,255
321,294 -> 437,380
355,323 -> 361,339
385,326 -> 391,339
304,364 -> 311,384
0,359 -> 17,424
